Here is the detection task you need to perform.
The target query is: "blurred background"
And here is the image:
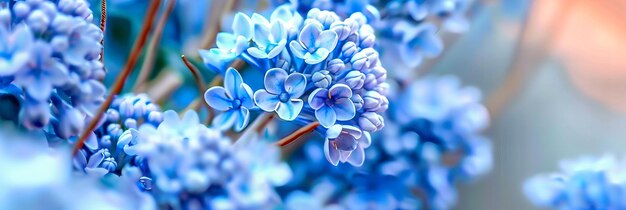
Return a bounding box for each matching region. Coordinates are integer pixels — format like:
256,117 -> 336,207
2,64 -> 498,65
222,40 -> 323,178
92,0 -> 626,209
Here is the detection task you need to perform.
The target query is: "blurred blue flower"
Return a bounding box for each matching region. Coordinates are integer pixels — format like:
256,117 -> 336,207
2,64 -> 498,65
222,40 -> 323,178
199,12 -> 254,72
289,21 -> 338,64
247,15 -> 287,59
0,25 -> 32,76
309,84 -> 355,128
205,68 -> 254,131
254,68 -> 306,121
524,156 -> 626,210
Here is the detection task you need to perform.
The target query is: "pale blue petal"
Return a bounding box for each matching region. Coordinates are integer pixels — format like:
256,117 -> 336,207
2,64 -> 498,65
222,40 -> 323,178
284,73 -> 307,98
329,84 -> 352,99
267,40 -> 286,58
238,83 -> 255,108
270,20 -> 286,42
181,110 -> 200,126
251,13 -> 270,26
289,40 -> 307,58
216,32 -> 237,50
316,30 -> 338,50
326,124 -> 343,139
253,23 -> 271,46
276,99 -> 303,121
212,110 -> 237,131
347,146 -> 365,166
204,87 -> 232,111
247,47 -> 269,59
253,90 -> 280,112
308,88 -> 328,110
234,108 -> 249,132
315,105 -> 336,128
233,13 -> 252,39
270,5 -> 291,22
224,68 -> 244,99
264,68 -> 288,94
305,48 -> 329,64
299,22 -> 322,49
334,98 -> 355,121
324,139 -> 340,166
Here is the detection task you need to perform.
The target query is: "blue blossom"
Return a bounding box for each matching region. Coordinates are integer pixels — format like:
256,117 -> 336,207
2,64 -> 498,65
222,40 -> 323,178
254,68 -> 306,121
205,68 -> 254,131
524,155 -> 626,209
0,25 -> 32,76
309,84 -> 355,128
324,124 -> 369,166
247,15 -> 288,59
199,12 -> 253,72
289,21 -> 338,64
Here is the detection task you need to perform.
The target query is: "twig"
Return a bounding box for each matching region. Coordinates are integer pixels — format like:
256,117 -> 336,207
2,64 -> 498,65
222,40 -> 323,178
276,122 -> 320,147
72,0 -> 162,156
99,0 -> 106,64
133,0 -> 177,92
182,55 -> 214,120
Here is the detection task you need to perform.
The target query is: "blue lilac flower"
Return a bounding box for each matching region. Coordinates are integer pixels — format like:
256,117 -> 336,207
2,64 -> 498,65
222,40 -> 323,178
200,4 -> 390,166
205,67 -> 254,131
0,0 -> 104,139
524,155 -> 626,210
131,110 -> 291,209
0,123 -> 155,210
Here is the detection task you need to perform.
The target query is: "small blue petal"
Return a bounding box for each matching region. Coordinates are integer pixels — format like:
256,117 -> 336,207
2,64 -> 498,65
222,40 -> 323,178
276,99 -> 303,121
204,87 -> 232,111
315,105 -> 336,128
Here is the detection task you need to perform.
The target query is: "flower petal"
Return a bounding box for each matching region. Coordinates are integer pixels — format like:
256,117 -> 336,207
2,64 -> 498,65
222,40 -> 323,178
234,108 -> 250,132
216,32 -> 237,50
324,139 -> 340,166
329,84 -> 352,99
308,88 -> 328,110
247,47 -> 269,59
204,87 -> 232,111
315,105 -> 336,128
224,68 -> 245,99
315,30 -> 338,50
305,48 -> 329,64
233,13 -> 252,39
239,83 -> 255,108
276,99 -> 303,121
285,73 -> 307,98
347,145 -> 365,166
264,68 -> 288,94
253,90 -> 280,112
334,98 -> 355,121
212,110 -> 237,131
289,40 -> 307,58
326,124 -> 343,139
253,22 -> 271,46
299,22 -> 323,49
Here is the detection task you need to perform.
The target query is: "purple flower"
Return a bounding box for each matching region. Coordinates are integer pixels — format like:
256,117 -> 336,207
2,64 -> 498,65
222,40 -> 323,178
308,84 -> 355,128
324,124 -> 369,166
205,68 -> 254,131
254,68 -> 306,121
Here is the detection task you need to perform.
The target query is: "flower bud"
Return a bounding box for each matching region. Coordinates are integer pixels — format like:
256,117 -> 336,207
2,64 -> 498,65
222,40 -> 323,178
344,70 -> 365,89
26,10 -> 49,33
13,2 -> 30,19
364,73 -> 378,90
106,109 -> 119,122
340,42 -> 357,60
359,112 -> 384,132
124,118 -> 137,129
147,111 -> 163,125
351,94 -> 364,110
19,102 -> 50,130
312,70 -> 332,88
331,22 -> 351,41
118,99 -> 134,119
327,59 -> 345,74
54,108 -> 85,139
359,25 -> 376,48
363,91 -> 382,111
350,51 -> 369,71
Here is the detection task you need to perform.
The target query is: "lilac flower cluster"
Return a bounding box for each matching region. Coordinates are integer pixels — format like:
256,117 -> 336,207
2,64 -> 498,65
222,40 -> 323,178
279,76 -> 492,209
201,4 -> 389,166
524,155 -> 626,209
0,0 -> 104,138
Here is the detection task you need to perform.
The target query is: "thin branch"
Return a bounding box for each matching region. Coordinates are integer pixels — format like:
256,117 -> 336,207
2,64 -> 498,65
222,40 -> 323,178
199,0 -> 239,49
181,55 -> 214,120
133,0 -> 177,92
99,0 -> 106,64
276,121 -> 320,147
72,0 -> 162,156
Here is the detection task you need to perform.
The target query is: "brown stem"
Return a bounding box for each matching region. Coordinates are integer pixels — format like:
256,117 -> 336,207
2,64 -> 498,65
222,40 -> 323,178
255,113 -> 274,133
181,55 -> 214,119
133,0 -> 177,92
72,0 -> 162,156
99,0 -> 106,64
276,122 -> 320,147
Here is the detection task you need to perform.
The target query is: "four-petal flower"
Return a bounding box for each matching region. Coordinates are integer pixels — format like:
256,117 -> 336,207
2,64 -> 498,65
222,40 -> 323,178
324,124 -> 369,166
308,84 -> 356,128
204,68 -> 254,131
289,22 -> 339,64
247,15 -> 287,59
254,68 -> 306,121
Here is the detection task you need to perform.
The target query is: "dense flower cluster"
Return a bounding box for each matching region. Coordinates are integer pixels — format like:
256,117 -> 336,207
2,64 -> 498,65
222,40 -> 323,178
0,0 -> 104,138
201,4 -> 389,166
0,123 -> 154,210
278,76 -> 492,209
524,155 -> 626,209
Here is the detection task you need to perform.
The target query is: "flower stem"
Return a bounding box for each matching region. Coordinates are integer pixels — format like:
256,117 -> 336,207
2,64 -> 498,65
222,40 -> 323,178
133,0 -> 177,92
276,121 -> 320,147
182,55 -> 214,119
72,0 -> 162,156
99,0 -> 107,64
